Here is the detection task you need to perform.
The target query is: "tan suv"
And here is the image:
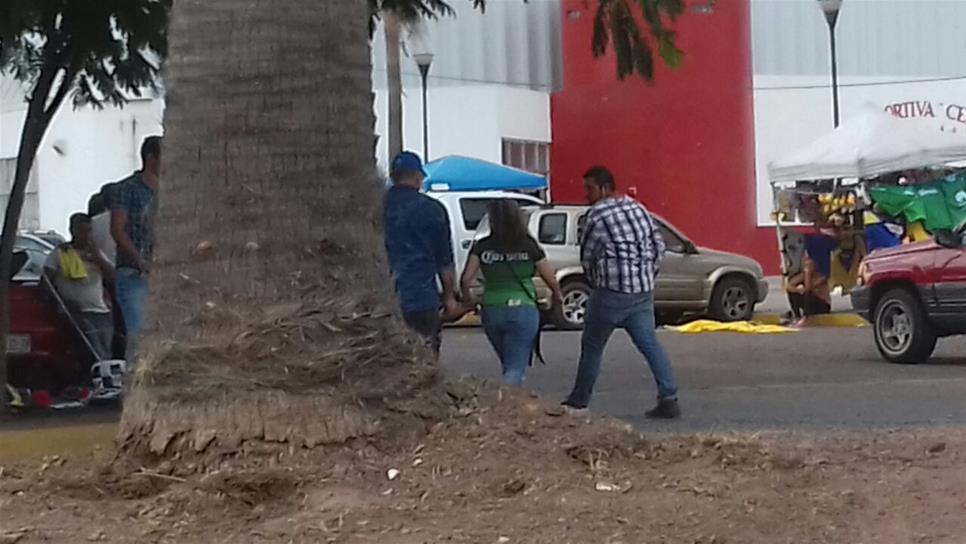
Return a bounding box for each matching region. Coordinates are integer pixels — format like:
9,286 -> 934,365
478,205 -> 769,329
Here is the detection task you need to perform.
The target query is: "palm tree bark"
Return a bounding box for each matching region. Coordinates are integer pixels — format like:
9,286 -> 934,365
118,0 -> 437,459
384,11 -> 405,162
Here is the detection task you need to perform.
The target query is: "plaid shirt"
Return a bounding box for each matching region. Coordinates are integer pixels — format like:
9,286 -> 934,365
110,172 -> 156,270
580,196 -> 665,294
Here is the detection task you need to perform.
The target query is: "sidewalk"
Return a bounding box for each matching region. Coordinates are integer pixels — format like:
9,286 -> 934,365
755,276 -> 866,327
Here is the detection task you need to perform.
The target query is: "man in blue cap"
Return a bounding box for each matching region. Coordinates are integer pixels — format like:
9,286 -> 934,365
384,151 -> 459,353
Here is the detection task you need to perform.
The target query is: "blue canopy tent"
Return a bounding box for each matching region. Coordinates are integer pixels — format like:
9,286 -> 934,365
421,155 -> 546,192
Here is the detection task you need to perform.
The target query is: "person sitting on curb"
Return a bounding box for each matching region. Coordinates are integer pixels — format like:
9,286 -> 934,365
785,254 -> 831,326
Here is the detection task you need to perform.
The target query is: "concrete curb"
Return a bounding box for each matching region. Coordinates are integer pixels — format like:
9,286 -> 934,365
450,313 -> 481,327
753,312 -> 868,328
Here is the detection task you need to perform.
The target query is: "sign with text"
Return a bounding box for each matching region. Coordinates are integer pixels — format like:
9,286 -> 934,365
884,100 -> 966,130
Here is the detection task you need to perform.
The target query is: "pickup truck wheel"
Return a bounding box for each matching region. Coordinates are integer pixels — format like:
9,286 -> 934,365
873,288 -> 937,364
551,280 -> 591,330
709,277 -> 755,322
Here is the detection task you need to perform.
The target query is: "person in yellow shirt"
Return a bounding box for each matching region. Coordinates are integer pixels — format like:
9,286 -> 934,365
44,213 -> 115,360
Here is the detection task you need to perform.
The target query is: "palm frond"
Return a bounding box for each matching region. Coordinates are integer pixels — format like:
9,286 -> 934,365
592,0 -> 684,81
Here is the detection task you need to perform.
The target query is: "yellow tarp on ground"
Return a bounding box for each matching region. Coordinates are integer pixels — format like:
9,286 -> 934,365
671,320 -> 796,334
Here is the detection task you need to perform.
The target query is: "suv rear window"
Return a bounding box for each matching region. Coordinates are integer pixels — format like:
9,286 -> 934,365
459,199 -> 492,230
459,198 -> 536,231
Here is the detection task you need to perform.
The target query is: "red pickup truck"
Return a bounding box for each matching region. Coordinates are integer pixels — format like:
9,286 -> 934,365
851,228 -> 966,363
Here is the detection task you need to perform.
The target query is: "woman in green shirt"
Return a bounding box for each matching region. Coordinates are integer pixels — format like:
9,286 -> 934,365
460,200 -> 562,385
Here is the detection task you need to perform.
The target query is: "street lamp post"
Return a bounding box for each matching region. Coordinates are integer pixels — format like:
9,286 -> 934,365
414,52 -> 434,161
817,0 -> 843,127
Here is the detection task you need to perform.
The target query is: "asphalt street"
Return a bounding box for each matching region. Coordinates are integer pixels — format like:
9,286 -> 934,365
441,326 -> 966,433
6,325 -> 966,435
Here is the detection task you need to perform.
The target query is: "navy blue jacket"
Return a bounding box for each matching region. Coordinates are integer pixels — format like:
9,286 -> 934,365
383,186 -> 454,313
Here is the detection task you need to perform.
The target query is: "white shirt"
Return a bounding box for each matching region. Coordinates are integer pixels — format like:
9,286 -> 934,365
91,212 -> 116,265
44,247 -> 111,314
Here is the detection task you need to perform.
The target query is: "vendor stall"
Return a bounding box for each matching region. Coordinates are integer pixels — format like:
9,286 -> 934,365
766,104 -> 966,321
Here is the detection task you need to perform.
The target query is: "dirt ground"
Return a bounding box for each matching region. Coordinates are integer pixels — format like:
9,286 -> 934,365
1,384 -> 965,544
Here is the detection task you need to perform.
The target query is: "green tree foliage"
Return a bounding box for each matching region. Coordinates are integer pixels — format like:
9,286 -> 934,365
370,0 -> 485,31
0,0 -> 170,108
593,0 -> 685,79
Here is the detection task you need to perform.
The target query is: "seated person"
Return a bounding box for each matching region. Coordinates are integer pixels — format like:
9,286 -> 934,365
786,254 -> 831,320
44,213 -> 115,360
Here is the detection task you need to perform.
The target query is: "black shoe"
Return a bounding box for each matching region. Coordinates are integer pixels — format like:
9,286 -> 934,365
645,398 -> 681,419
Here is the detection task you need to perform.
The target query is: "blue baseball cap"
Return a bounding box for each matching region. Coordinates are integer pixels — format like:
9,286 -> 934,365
390,151 -> 428,178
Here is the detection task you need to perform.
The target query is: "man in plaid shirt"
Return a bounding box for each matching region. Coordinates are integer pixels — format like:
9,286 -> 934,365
563,166 -> 680,419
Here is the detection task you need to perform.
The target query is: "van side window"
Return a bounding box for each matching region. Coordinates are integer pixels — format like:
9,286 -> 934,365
576,214 -> 587,242
538,213 -> 567,245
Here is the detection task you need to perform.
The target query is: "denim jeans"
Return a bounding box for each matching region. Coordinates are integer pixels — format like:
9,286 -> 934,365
115,267 -> 149,363
403,310 -> 443,354
77,311 -> 114,361
566,289 -> 677,408
482,305 -> 540,386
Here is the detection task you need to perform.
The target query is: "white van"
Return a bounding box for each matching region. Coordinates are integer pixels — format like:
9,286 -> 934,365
426,190 -> 543,288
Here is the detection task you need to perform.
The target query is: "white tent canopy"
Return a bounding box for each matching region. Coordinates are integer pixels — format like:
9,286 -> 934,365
767,104 -> 966,183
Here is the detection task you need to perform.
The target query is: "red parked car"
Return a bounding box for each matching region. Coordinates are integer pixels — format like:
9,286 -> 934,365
851,226 -> 966,363
8,250 -> 94,395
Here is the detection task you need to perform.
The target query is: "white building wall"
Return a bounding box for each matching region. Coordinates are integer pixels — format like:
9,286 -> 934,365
0,80 -> 163,234
370,0 -> 560,174
751,0 -> 966,224
371,81 -> 551,175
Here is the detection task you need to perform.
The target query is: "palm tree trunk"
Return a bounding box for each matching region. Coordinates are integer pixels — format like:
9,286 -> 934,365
118,0 -> 437,459
384,11 -> 404,162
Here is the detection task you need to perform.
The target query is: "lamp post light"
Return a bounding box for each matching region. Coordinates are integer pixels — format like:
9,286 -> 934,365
817,0 -> 843,127
414,52 -> 434,161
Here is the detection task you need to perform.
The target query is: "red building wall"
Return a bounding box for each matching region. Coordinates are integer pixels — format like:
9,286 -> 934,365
550,0 -> 779,273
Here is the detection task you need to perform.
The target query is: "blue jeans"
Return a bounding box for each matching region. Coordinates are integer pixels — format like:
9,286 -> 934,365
115,267 -> 149,363
403,310 -> 443,354
482,305 -> 540,386
566,289 -> 677,408
77,311 -> 114,361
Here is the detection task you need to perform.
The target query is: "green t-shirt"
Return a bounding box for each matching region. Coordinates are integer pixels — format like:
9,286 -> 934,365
471,236 -> 546,307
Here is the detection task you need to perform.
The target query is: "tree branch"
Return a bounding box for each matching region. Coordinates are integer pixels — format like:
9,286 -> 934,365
42,61 -> 80,124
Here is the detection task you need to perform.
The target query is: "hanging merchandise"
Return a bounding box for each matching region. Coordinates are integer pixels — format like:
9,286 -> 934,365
905,221 -> 930,243
871,175 -> 966,232
939,174 -> 966,218
774,190 -> 796,221
864,223 -> 901,253
794,193 -> 820,223
780,228 -> 805,276
817,192 -> 859,218
829,233 -> 866,292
